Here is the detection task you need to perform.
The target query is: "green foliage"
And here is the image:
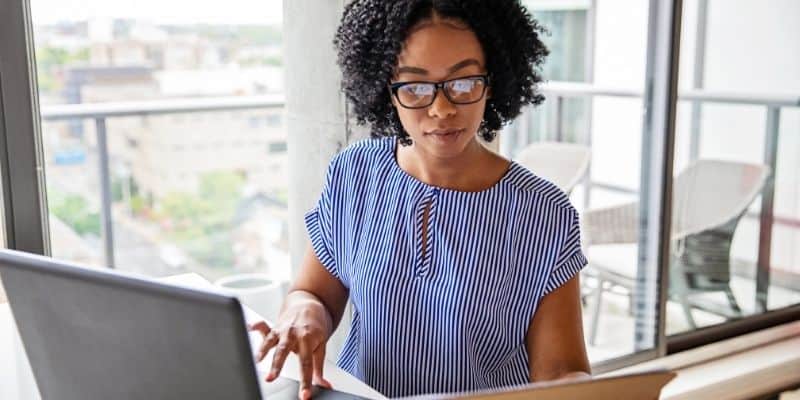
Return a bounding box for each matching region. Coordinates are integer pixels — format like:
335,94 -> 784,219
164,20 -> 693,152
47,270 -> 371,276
112,176 -> 140,202
48,188 -> 101,237
240,55 -> 282,67
181,231 -> 236,268
158,171 -> 245,267
274,189 -> 288,205
236,25 -> 282,46
35,46 -> 90,92
129,195 -> 147,216
178,24 -> 282,46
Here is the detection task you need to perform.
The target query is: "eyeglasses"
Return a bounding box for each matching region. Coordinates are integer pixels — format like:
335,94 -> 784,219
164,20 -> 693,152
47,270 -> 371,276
389,75 -> 489,109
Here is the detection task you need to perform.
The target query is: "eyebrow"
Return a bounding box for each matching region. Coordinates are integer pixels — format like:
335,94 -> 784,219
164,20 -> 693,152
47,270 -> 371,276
396,59 -> 482,76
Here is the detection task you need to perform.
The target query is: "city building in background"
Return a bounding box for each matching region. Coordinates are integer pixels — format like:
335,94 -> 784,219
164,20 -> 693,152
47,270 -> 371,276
35,15 -> 289,281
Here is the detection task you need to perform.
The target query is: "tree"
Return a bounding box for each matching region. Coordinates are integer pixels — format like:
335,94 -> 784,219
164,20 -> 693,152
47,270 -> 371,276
158,171 -> 245,267
48,188 -> 101,237
35,46 -> 90,92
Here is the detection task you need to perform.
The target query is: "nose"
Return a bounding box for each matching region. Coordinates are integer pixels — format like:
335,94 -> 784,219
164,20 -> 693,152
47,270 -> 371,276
427,89 -> 457,119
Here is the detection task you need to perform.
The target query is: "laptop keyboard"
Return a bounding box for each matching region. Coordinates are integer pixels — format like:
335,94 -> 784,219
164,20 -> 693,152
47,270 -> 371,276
261,377 -> 370,399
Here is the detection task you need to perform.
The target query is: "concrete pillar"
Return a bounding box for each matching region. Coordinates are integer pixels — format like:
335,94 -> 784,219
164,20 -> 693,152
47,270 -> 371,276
283,0 -> 353,358
284,0 -> 348,277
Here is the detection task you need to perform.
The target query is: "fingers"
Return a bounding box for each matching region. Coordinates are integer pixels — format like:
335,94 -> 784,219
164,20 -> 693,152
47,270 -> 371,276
297,332 -> 315,400
249,321 -> 278,362
256,330 -> 279,362
253,312 -> 330,398
248,321 -> 271,336
267,332 -> 295,382
312,344 -> 332,389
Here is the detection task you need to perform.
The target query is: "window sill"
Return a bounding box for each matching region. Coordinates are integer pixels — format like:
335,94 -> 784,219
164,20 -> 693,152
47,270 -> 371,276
609,320 -> 800,399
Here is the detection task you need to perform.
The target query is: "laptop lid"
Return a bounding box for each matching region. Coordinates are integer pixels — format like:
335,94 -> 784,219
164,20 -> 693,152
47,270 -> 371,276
0,249 -> 262,400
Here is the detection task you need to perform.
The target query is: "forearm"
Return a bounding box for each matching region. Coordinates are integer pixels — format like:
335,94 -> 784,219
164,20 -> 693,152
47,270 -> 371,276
531,366 -> 591,383
552,370 -> 591,381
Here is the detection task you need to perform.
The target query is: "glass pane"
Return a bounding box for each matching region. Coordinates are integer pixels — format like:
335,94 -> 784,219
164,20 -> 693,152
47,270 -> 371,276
6,3 -> 287,399
666,0 -> 800,335
31,1 -> 289,285
509,1 -> 664,364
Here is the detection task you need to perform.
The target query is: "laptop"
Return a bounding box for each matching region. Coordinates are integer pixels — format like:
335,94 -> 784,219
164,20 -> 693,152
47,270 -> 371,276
1,248 -> 674,399
0,249 -> 366,400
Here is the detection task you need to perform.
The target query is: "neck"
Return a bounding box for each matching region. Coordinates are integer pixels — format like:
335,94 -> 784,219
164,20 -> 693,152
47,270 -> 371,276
397,137 -> 502,191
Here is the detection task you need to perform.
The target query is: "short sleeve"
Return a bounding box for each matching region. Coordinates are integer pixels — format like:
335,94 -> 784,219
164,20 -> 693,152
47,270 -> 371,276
304,155 -> 343,284
543,206 -> 588,296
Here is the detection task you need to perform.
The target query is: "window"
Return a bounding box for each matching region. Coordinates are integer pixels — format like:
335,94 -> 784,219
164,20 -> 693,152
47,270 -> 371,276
666,0 -> 800,338
510,0 -> 591,153
507,0 -> 665,366
26,2 -> 290,293
3,3 -> 291,389
506,0 -> 800,366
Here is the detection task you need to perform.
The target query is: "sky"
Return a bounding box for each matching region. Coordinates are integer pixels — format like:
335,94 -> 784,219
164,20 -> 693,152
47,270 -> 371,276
31,0 -> 283,25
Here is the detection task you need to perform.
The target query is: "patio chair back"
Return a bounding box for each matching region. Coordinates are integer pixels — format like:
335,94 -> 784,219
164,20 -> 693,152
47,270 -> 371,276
514,141 -> 591,195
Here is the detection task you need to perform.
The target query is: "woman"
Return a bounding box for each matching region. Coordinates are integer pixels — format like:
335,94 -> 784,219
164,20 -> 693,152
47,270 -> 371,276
250,1 -> 591,398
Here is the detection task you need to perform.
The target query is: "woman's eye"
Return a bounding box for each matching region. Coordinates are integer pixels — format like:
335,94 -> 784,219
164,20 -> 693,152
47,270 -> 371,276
451,79 -> 479,94
404,84 -> 434,97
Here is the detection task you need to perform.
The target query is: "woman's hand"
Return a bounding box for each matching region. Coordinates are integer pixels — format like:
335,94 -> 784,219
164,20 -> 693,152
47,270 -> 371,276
249,295 -> 334,399
250,246 -> 350,398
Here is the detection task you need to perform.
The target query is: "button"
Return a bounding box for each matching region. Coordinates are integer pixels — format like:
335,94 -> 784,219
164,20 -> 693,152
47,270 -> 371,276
432,188 -> 440,195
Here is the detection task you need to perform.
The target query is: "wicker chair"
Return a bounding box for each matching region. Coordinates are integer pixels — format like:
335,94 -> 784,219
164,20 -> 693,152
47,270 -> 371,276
582,159 -> 771,345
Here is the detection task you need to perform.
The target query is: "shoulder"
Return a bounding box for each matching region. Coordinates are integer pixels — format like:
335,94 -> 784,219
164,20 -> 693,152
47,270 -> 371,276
505,164 -> 576,212
330,136 -> 394,171
324,137 -> 395,189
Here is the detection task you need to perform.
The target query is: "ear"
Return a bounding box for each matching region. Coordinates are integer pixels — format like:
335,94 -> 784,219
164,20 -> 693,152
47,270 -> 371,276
388,86 -> 398,108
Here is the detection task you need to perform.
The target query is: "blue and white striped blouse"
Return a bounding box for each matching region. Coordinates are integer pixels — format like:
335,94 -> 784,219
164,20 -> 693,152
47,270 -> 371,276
304,137 -> 587,398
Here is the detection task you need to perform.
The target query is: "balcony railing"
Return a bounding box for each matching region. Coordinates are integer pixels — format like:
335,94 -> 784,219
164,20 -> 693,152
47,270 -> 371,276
39,85 -> 800,306
508,82 -> 799,313
41,94 -> 285,269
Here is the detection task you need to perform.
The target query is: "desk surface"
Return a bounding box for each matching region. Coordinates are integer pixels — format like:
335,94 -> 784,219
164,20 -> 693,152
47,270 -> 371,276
159,273 -> 386,400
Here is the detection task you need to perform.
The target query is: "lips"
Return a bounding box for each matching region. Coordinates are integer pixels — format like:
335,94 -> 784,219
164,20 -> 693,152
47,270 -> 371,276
425,128 -> 465,137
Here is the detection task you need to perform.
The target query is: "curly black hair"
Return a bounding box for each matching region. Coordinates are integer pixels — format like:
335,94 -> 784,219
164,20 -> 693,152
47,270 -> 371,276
334,0 -> 549,146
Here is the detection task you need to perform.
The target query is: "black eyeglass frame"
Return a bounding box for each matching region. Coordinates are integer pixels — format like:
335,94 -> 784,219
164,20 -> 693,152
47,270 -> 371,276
389,74 -> 490,109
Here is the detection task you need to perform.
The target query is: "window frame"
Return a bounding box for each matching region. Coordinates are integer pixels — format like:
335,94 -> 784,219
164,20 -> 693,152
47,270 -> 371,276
2,0 -> 798,374
0,0 -> 51,256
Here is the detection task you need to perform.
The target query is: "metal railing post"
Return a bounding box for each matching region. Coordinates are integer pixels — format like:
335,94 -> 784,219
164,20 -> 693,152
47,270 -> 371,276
95,117 -> 116,268
555,96 -> 565,142
688,99 -> 702,161
515,107 -> 529,155
756,106 -> 780,312
688,0 -> 709,162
